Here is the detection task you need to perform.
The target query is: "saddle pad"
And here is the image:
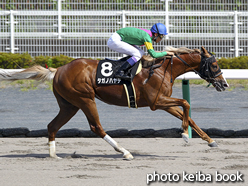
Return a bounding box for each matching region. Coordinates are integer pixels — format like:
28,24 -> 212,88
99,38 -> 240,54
96,59 -> 141,85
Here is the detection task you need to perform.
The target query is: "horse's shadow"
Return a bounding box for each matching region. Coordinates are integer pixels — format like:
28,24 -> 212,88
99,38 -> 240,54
0,154 -> 50,159
0,153 -> 182,160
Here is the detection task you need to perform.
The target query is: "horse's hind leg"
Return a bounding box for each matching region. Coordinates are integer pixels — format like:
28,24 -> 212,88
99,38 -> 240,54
79,98 -> 133,160
47,89 -> 79,158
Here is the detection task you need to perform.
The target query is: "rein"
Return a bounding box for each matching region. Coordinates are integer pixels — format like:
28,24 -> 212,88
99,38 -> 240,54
143,57 -> 168,84
175,54 -> 202,77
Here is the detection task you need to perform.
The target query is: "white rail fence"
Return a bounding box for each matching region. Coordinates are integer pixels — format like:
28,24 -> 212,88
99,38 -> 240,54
0,1 -> 248,59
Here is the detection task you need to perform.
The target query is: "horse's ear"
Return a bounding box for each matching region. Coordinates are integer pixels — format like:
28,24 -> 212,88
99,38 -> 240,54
201,46 -> 207,53
201,46 -> 211,57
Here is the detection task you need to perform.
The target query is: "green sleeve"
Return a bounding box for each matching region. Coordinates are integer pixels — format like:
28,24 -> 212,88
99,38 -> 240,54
148,49 -> 167,58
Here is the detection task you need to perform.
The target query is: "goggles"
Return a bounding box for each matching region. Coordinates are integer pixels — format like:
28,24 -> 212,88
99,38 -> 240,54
158,34 -> 165,39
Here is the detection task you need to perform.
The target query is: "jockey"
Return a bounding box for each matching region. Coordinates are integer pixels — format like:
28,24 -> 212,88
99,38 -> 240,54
107,23 -> 174,80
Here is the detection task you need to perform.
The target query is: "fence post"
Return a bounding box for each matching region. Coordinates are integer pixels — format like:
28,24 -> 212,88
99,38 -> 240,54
117,10 -> 130,58
5,10 -> 18,53
53,0 -> 65,39
162,0 -> 173,40
118,10 -> 130,28
230,11 -> 243,57
182,79 -> 192,138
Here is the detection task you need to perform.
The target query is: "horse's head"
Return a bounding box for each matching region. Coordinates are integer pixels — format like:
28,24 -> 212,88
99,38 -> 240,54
198,46 -> 229,92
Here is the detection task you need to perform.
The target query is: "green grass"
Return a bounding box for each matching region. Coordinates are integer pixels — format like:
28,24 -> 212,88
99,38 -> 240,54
226,79 -> 248,90
20,80 -> 37,91
174,79 -> 208,86
0,80 -> 53,91
174,79 -> 248,90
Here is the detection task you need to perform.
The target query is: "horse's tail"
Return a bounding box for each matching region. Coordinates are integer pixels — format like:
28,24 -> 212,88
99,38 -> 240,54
0,65 -> 57,82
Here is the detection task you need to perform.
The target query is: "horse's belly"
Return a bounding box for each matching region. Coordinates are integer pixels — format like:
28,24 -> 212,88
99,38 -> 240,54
95,85 -> 129,106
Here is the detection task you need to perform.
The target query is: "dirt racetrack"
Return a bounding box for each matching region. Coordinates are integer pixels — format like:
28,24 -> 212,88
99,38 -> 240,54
0,138 -> 247,186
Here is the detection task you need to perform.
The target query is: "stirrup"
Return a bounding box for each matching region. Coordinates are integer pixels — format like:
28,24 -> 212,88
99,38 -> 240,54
115,71 -> 132,81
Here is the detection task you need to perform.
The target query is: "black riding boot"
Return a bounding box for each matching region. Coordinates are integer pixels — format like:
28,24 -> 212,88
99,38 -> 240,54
115,61 -> 133,80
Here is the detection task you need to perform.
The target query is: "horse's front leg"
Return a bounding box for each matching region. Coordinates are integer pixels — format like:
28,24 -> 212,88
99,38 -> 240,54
164,106 -> 217,147
153,96 -> 190,141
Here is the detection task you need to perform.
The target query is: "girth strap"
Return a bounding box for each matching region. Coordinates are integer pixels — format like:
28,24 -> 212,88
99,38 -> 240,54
123,81 -> 137,108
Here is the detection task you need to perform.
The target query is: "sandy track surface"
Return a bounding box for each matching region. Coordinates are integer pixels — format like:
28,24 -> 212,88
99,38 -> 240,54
0,138 -> 247,186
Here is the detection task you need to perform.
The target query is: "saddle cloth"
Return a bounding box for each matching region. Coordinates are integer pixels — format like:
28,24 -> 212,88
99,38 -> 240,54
96,57 -> 141,108
96,56 -> 142,85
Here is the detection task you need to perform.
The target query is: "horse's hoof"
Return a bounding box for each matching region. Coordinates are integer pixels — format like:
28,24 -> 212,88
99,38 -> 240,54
55,156 -> 62,159
50,155 -> 62,159
123,153 -> 134,160
208,141 -> 218,147
182,133 -> 189,143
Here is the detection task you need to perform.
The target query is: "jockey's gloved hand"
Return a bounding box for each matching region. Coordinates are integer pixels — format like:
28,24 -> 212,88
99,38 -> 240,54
166,51 -> 174,56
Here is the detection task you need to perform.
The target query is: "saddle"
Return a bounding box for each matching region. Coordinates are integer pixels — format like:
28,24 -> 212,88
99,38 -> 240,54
96,56 -> 142,108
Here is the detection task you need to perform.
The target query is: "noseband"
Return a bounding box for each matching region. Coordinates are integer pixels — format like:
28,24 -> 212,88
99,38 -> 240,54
175,52 -> 222,81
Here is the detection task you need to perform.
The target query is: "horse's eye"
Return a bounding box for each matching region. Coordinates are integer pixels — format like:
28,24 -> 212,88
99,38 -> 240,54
212,65 -> 218,69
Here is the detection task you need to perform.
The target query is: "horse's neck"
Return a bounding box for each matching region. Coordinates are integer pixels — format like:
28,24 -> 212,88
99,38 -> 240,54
171,53 -> 201,79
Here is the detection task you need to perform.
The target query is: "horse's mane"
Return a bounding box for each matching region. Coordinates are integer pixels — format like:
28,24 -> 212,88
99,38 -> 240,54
141,46 -> 201,68
164,46 -> 201,54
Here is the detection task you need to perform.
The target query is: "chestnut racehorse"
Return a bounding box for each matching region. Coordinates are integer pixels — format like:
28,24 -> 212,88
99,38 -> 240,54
2,46 -> 228,160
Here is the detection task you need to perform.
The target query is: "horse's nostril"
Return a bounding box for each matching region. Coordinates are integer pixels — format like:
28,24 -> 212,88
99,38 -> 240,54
224,82 -> 229,87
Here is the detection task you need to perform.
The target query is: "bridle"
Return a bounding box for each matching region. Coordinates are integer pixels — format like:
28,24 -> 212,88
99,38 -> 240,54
144,51 -> 222,85
175,52 -> 223,82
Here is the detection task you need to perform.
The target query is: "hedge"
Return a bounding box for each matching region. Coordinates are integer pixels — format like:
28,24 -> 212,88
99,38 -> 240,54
217,56 -> 248,69
0,53 -> 75,69
0,52 -> 248,69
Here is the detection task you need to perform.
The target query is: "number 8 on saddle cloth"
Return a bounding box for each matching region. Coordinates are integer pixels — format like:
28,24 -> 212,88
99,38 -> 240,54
96,56 -> 141,85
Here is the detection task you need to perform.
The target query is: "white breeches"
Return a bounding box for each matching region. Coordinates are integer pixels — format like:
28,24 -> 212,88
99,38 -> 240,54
107,32 -> 145,61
